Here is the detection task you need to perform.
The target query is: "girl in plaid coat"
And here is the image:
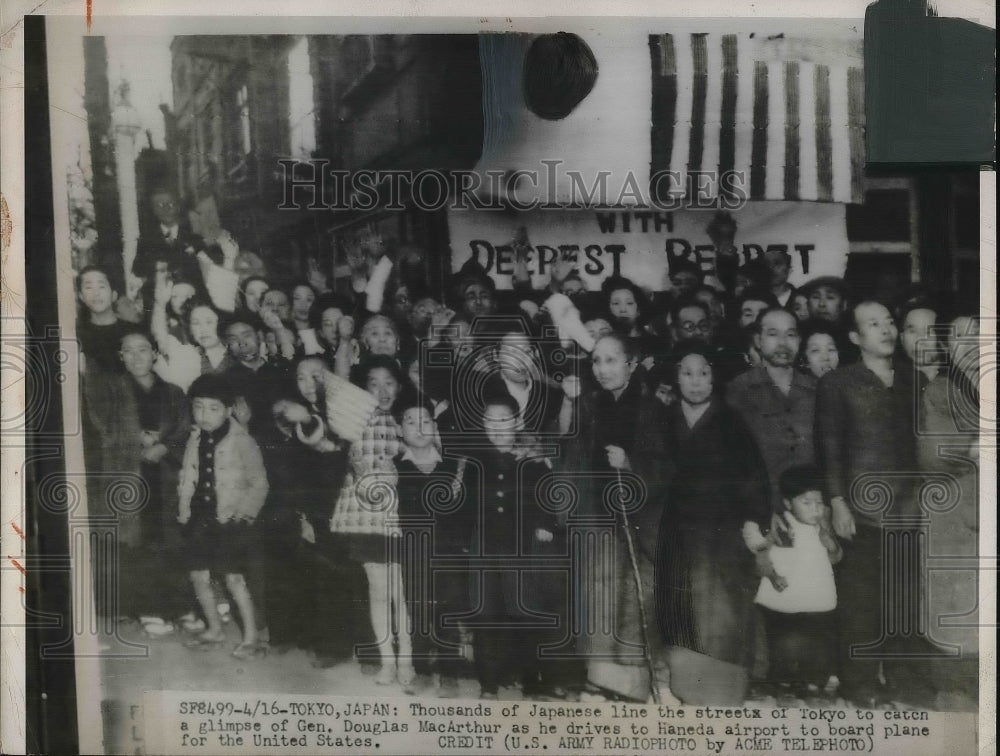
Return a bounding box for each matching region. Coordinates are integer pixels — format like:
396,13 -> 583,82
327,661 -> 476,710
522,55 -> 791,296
329,355 -> 414,687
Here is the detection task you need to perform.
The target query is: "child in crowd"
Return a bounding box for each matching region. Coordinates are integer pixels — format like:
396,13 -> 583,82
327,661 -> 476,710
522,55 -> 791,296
393,394 -> 471,696
467,393 -> 569,699
178,374 -> 269,659
151,271 -> 234,391
329,355 -> 414,687
754,464 -> 842,698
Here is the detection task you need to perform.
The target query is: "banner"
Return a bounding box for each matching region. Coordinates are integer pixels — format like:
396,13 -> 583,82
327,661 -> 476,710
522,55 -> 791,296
448,202 -> 848,291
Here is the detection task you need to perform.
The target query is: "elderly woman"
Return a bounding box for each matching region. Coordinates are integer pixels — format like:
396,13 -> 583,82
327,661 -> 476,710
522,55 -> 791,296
560,333 -> 671,701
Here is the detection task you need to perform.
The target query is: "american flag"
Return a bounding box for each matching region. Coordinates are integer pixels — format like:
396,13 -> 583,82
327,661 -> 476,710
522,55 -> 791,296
650,33 -> 865,204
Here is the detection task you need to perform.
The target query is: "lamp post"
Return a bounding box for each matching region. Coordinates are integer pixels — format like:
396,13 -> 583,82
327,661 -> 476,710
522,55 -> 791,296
112,81 -> 143,300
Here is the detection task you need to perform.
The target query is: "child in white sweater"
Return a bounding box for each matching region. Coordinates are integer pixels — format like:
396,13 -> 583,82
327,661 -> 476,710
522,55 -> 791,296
755,465 -> 842,696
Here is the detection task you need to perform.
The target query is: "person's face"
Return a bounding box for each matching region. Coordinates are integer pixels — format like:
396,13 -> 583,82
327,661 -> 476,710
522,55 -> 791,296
804,333 -> 839,378
408,297 -> 438,334
584,318 -> 613,342
192,397 -> 229,432
365,366 -> 401,410
120,334 -> 156,378
189,306 -> 221,349
483,403 -> 521,453
261,290 -> 291,322
673,306 -> 712,343
792,294 -> 810,322
463,283 -> 495,318
591,337 -> 636,394
407,359 -> 422,391
319,307 -> 344,346
291,286 -> 315,320
608,289 -> 639,325
808,286 -> 845,322
671,271 -> 700,298
295,359 -> 325,405
677,353 -> 713,405
764,250 -> 791,287
756,310 -> 800,368
362,318 -> 398,357
850,302 -> 898,359
733,273 -> 753,300
400,407 -> 436,450
151,191 -> 179,226
498,332 -> 536,383
169,282 -> 196,315
654,382 -> 676,408
225,322 -> 261,364
901,308 -> 937,363
561,278 -> 585,298
78,271 -> 117,314
788,489 -> 825,526
739,299 -> 770,329
243,280 -> 269,313
695,290 -> 725,324
391,287 -> 413,320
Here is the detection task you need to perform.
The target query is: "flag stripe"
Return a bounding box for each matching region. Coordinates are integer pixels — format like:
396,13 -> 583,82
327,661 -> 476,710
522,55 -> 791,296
750,60 -> 768,200
650,35 -> 677,203
733,33 -> 755,200
719,35 -> 738,200
701,34 -> 724,198
847,65 -> 865,204
670,33 -> 695,197
798,61 -> 819,201
688,34 -> 709,176
829,65 -> 851,203
815,64 -> 834,201
784,61 -> 800,201
765,61 -> 786,200
647,32 -> 863,204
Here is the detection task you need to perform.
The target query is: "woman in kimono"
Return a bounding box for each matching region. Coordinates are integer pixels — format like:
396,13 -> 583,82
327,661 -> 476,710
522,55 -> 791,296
654,341 -> 771,705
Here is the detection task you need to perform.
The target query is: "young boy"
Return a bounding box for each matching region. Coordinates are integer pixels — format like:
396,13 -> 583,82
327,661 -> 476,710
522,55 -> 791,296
178,374 -> 269,658
466,393 -> 578,699
76,265 -> 131,375
755,464 -> 842,698
393,394 -> 471,697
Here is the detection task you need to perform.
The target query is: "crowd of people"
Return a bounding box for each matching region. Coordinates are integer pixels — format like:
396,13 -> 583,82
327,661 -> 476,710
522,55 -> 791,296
77,188 -> 981,710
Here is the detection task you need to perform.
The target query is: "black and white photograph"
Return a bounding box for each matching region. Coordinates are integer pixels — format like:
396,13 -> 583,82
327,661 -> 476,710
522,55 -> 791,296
3,3 -> 995,754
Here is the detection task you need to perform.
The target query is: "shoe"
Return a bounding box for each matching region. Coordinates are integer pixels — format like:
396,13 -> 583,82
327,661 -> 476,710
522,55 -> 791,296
218,602 -> 232,624
179,614 -> 207,634
375,663 -> 397,685
142,620 -> 176,638
438,677 -> 460,699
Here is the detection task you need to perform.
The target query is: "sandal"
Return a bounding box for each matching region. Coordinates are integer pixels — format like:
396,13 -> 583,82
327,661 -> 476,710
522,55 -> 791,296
232,642 -> 267,660
184,633 -> 226,650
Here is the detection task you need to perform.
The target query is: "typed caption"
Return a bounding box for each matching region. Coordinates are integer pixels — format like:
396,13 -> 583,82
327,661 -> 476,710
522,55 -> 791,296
141,692 -> 977,755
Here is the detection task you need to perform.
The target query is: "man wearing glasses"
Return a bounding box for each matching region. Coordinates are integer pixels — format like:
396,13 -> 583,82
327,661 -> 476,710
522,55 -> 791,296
132,187 -> 202,314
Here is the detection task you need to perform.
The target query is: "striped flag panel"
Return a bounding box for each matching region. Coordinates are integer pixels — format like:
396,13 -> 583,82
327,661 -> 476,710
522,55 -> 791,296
650,32 -> 864,204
